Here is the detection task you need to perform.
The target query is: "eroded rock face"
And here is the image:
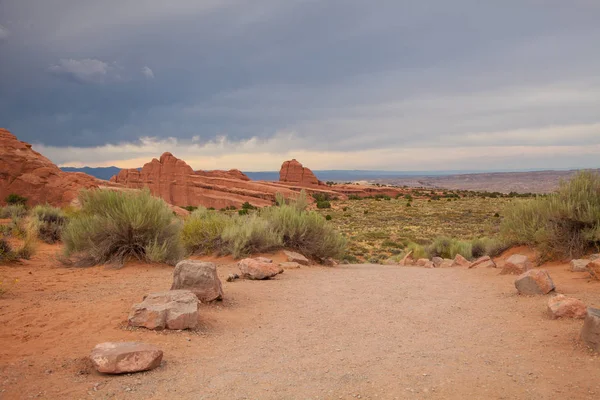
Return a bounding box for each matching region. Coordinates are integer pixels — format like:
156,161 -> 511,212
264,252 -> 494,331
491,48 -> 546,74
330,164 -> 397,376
110,152 -> 301,210
90,342 -> 163,374
0,128 -> 111,206
128,290 -> 199,330
501,254 -> 532,275
514,269 -> 555,295
581,308 -> 600,352
547,294 -> 587,319
171,260 -> 223,302
279,159 -> 322,186
238,258 -> 283,280
469,256 -> 496,269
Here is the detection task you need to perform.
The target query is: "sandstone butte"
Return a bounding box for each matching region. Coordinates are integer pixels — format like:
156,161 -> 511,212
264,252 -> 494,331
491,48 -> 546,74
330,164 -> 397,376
1,128 -> 409,209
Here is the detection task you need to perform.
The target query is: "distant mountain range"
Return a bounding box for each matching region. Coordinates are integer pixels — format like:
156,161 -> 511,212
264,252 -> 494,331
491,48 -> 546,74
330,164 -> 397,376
60,166 -> 591,183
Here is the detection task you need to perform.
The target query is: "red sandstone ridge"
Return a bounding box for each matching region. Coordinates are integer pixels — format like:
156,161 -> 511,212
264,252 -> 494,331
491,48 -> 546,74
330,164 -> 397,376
0,128 -> 117,207
279,159 -> 323,186
110,153 -> 303,209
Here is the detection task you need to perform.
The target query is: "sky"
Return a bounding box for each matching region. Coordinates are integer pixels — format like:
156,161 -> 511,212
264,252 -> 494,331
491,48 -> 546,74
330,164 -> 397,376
1,0 -> 599,172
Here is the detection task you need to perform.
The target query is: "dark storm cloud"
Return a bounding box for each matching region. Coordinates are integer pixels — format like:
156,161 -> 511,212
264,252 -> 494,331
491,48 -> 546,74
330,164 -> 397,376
0,0 -> 599,164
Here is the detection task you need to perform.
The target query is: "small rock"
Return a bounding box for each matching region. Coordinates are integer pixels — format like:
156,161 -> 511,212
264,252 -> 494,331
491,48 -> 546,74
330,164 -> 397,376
255,257 -> 273,263
323,257 -> 339,267
226,273 -> 239,282
239,258 -> 283,280
171,260 -> 223,302
570,259 -> 590,273
283,250 -> 310,265
515,269 -> 555,295
439,259 -> 454,268
280,262 -> 302,269
432,257 -> 443,268
128,290 -> 198,330
469,255 -> 496,269
587,260 -> 600,281
90,342 -> 163,374
581,307 -> 600,352
547,294 -> 587,319
451,254 -> 471,267
416,258 -> 434,268
501,254 -> 532,275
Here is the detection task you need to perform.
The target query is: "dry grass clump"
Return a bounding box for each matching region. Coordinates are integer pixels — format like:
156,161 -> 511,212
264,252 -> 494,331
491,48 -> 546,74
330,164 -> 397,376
0,204 -> 27,219
501,171 -> 600,259
182,192 -> 346,260
62,189 -> 183,267
28,205 -> 68,244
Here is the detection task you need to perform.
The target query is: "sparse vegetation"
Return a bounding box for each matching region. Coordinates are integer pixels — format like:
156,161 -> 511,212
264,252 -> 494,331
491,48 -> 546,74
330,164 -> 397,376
62,189 -> 184,267
5,194 -> 27,206
181,208 -> 232,255
0,204 -> 27,219
501,171 -> 600,259
28,205 -> 68,244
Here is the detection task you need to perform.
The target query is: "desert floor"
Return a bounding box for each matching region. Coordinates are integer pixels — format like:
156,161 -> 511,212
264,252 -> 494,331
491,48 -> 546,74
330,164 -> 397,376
1,245 -> 599,400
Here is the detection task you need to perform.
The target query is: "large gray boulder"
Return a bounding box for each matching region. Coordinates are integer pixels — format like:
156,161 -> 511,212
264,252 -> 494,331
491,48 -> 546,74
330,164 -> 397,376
90,342 -> 163,374
581,308 -> 600,352
171,260 -> 223,302
128,290 -> 199,330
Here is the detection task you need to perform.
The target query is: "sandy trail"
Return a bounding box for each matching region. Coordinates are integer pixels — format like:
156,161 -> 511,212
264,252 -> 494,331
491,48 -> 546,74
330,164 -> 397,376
1,247 -> 599,399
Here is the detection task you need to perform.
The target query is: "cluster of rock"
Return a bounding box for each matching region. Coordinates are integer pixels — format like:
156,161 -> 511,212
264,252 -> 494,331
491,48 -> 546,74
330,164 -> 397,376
393,252 -> 497,269
236,250 -> 311,280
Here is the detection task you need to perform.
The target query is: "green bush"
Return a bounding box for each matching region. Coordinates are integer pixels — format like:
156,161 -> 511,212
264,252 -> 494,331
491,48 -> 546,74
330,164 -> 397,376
325,215 -> 332,221
406,242 -> 427,259
316,200 -> 331,209
222,214 -> 282,258
5,194 -> 27,206
241,202 -> 257,210
0,204 -> 27,219
348,195 -> 362,200
62,189 -> 183,267
501,171 -> 600,258
181,208 -> 232,255
28,205 -> 68,244
426,236 -> 473,259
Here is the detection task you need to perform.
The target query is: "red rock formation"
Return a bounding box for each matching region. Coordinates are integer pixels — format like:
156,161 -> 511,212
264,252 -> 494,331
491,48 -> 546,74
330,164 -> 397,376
0,128 -> 112,206
279,159 -> 322,186
110,152 -> 305,209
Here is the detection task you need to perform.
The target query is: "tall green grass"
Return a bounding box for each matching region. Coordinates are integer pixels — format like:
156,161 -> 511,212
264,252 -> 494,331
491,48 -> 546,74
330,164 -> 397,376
62,189 -> 183,267
501,171 -> 600,258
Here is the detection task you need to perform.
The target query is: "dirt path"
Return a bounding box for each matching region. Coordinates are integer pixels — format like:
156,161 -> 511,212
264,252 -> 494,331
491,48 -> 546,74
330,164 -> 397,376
1,248 -> 600,399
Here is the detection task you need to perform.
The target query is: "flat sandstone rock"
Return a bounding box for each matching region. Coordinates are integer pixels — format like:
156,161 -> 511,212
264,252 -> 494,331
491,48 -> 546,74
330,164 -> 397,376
90,342 -> 163,374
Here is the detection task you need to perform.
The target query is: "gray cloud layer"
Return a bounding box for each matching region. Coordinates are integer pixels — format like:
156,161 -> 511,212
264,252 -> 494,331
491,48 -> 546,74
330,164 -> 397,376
0,0 -> 599,169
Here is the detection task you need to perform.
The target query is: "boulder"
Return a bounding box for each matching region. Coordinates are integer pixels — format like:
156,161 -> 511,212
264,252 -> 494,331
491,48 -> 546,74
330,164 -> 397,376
432,257 -> 443,268
283,250 -> 310,265
439,259 -> 454,268
280,261 -> 302,269
90,342 -> 163,374
322,257 -> 339,267
514,269 -> 555,295
128,290 -> 199,330
398,251 -> 414,266
451,254 -> 471,267
547,294 -> 587,319
501,254 -> 532,275
416,258 -> 434,268
570,259 -> 590,273
581,308 -> 600,352
279,159 -> 322,186
469,255 -> 496,269
239,258 -> 284,280
587,260 -> 600,281
171,260 -> 223,302
590,254 -> 600,261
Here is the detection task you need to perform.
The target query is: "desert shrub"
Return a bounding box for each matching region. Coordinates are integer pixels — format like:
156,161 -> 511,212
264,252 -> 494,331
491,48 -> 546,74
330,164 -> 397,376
238,209 -> 249,216
28,205 -> 68,244
348,195 -> 362,200
0,231 -> 36,262
0,204 -> 27,219
182,206 -> 198,213
501,171 -> 600,258
261,193 -> 346,260
241,202 -> 257,210
181,208 -> 232,255
316,200 -> 331,209
342,207 -> 348,212
312,193 -> 332,202
325,215 -> 332,221
427,236 -> 473,259
406,242 -> 427,259
5,194 -> 27,206
62,189 -> 183,267
0,239 -> 15,262
222,214 -> 282,258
